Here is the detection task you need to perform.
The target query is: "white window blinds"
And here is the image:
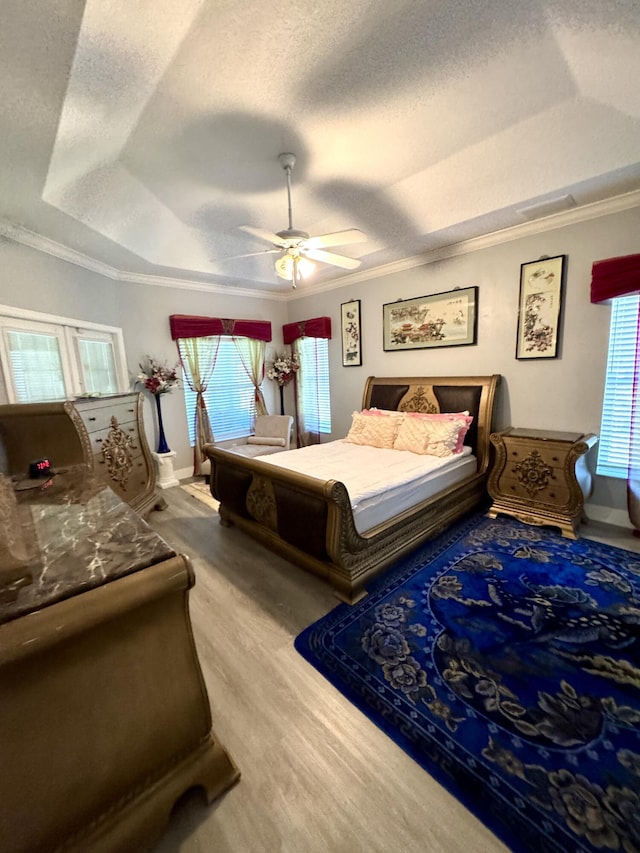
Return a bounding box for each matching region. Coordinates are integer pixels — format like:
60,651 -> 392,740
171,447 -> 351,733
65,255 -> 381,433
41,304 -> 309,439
297,336 -> 331,433
597,294 -> 640,479
76,336 -> 118,395
182,337 -> 256,443
0,306 -> 127,403
7,330 -> 66,402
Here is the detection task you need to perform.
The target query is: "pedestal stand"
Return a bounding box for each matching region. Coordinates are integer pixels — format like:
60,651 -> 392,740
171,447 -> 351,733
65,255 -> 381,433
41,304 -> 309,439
153,450 -> 180,489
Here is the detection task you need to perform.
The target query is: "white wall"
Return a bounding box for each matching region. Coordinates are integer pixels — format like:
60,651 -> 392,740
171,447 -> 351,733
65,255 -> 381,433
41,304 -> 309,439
0,240 -> 287,474
1,204 -> 638,520
288,205 -> 640,524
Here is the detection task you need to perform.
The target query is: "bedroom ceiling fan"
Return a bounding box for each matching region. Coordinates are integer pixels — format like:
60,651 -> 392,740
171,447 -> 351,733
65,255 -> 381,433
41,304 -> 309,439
235,153 -> 367,288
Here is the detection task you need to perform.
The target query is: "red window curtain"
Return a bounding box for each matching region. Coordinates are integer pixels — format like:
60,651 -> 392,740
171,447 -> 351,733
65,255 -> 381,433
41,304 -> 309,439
282,316 -> 331,344
169,314 -> 272,341
590,253 -> 640,303
282,317 -> 331,447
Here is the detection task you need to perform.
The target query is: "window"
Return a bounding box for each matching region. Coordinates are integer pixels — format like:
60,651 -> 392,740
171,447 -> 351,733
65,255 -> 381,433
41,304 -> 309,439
7,327 -> 68,402
297,336 -> 331,433
0,305 -> 127,403
74,334 -> 119,395
182,337 -> 256,443
597,293 -> 640,478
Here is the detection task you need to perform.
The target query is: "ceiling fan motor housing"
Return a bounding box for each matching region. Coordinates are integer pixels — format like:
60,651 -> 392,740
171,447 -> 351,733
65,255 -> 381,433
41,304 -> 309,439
278,152 -> 296,171
276,228 -> 309,246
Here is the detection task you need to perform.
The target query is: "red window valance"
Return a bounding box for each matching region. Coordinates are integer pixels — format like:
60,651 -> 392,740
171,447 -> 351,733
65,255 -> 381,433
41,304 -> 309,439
169,314 -> 272,342
282,316 -> 332,344
591,253 -> 640,303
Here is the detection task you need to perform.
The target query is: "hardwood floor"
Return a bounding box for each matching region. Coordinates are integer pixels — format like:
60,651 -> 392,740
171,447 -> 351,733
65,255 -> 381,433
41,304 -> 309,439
148,486 -> 638,853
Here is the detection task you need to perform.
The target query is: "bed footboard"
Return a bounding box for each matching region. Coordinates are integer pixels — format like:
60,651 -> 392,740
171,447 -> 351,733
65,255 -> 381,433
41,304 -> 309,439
205,447 -> 485,603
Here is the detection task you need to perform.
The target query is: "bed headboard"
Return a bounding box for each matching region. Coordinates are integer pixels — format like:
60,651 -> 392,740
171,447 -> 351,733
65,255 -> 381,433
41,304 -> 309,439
361,374 -> 501,474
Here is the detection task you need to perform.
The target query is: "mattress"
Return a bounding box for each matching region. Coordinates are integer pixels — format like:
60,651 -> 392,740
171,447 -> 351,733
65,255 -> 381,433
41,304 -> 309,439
257,439 -> 477,534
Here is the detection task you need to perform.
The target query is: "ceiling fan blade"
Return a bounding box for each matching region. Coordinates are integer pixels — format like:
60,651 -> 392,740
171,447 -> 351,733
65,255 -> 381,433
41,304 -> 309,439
303,248 -> 362,270
215,248 -> 280,262
304,229 -> 367,249
239,225 -> 287,247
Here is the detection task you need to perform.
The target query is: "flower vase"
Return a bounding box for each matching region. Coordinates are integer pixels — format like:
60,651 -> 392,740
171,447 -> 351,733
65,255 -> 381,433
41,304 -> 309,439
279,384 -> 285,416
154,394 -> 170,454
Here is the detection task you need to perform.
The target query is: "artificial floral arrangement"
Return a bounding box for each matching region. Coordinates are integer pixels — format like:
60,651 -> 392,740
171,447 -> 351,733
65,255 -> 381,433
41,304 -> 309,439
266,352 -> 300,387
136,356 -> 180,395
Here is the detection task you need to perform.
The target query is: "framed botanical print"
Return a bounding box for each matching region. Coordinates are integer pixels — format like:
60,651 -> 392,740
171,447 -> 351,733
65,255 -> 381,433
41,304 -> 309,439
383,286 -> 478,351
341,299 -> 362,366
516,255 -> 566,359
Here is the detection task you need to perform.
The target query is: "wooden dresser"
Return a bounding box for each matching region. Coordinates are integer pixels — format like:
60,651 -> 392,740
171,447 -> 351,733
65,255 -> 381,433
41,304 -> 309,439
0,392 -> 163,516
487,427 -> 598,538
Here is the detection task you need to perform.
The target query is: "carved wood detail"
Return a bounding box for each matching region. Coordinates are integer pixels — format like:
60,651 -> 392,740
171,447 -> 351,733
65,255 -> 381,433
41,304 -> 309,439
100,416 -> 135,490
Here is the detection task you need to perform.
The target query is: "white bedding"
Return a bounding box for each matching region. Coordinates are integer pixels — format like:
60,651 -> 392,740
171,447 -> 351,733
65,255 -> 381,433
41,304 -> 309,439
257,439 -> 477,534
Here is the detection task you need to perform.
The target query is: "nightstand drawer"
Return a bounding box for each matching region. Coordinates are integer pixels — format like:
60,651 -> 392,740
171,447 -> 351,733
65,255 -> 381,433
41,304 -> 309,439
495,469 -> 572,507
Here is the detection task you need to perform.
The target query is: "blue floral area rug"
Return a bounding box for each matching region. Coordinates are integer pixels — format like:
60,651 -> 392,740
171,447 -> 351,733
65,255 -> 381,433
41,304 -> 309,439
295,514 -> 640,853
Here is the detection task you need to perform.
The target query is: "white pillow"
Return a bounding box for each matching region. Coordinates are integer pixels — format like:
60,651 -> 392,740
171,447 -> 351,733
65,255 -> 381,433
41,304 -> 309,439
363,407 -> 404,417
345,411 -> 399,449
246,436 -> 286,446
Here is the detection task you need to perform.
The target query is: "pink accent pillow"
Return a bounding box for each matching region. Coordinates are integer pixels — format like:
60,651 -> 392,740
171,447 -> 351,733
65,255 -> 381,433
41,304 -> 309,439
398,412 -> 473,455
360,408 -> 404,417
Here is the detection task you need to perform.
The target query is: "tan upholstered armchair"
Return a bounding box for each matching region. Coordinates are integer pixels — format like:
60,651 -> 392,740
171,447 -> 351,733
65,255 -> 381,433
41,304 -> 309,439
229,414 -> 294,458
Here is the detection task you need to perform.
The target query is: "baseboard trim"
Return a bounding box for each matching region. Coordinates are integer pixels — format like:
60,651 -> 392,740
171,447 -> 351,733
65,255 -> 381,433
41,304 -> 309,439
585,503 -> 630,529
175,466 -> 195,482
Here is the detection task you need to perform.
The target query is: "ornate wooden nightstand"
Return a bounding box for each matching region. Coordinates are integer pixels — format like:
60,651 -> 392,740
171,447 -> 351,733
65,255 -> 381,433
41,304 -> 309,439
487,428 -> 598,538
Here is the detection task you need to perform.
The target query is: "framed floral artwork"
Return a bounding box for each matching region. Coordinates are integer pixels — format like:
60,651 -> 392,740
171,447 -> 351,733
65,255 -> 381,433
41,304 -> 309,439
383,287 -> 478,351
516,255 -> 566,359
341,299 -> 362,366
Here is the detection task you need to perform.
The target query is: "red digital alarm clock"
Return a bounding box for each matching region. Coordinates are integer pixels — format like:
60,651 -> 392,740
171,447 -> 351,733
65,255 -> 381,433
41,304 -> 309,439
28,458 -> 53,479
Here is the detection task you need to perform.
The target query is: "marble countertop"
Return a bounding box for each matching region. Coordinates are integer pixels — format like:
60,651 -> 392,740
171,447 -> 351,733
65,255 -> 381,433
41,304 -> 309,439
0,468 -> 175,625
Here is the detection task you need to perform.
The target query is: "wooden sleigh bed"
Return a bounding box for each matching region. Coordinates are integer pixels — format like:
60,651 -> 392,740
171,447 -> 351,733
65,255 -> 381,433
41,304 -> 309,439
204,375 -> 501,603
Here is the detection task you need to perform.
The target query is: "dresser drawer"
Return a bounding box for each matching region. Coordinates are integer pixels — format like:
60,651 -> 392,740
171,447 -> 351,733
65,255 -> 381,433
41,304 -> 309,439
94,446 -> 150,497
76,398 -> 138,434
87,422 -> 140,457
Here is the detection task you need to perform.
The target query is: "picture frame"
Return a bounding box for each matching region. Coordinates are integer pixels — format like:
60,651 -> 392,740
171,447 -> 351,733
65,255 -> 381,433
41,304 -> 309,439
382,286 -> 478,351
340,299 -> 362,366
516,255 -> 565,360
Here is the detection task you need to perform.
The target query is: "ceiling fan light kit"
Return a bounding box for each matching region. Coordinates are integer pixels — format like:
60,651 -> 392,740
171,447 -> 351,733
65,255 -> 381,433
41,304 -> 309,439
237,153 -> 367,287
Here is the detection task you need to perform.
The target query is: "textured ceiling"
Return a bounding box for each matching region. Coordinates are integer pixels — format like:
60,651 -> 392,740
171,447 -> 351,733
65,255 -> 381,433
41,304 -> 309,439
1,0 -> 640,294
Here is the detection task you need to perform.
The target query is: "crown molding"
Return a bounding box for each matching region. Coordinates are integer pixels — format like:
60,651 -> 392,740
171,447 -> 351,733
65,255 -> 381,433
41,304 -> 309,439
0,219 -> 287,301
289,187 -> 640,298
2,187 -> 639,302
0,219 -> 120,279
116,270 -> 289,301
